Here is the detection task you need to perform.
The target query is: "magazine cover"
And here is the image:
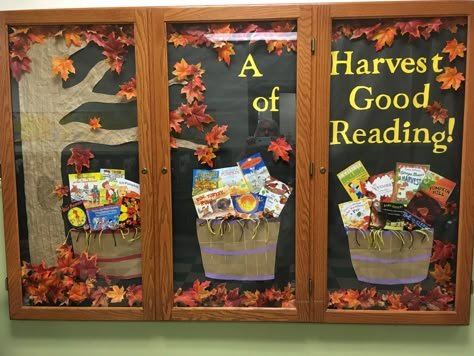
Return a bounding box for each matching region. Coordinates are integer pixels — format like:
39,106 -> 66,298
338,198 -> 371,229
392,163 -> 430,204
192,169 -> 219,196
259,177 -> 293,217
362,171 -> 394,202
237,153 -> 270,193
336,161 -> 370,201
86,205 -> 121,231
216,166 -> 250,196
68,172 -> 102,208
417,170 -> 456,205
232,193 -> 266,218
192,187 -> 235,219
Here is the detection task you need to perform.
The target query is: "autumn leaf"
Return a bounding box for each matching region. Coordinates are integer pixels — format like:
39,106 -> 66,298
387,293 -> 407,310
89,117 -> 102,130
179,102 -> 214,131
420,18 -> 442,40
443,202 -> 457,215
52,57 -> 75,81
126,285 -> 143,306
26,284 -> 48,305
436,67 -> 465,90
371,25 -> 397,51
358,287 -> 378,309
350,23 -> 382,40
172,58 -> 193,80
170,136 -> 178,149
194,146 -> 216,167
174,288 -> 197,307
267,40 -> 288,56
431,240 -> 456,263
52,184 -> 69,198
67,144 -> 95,174
205,125 -> 229,148
57,250 -> 79,276
224,288 -> 242,307
62,26 -> 83,47
423,286 -> 453,311
192,279 -> 212,301
341,289 -> 360,309
430,262 -> 453,286
209,23 -> 235,34
117,77 -> 137,100
107,285 -> 126,303
10,57 -> 32,80
102,32 -> 127,74
395,20 -> 424,38
168,32 -> 192,47
68,282 -> 88,303
399,284 -> 422,310
426,101 -> 448,124
442,38 -> 467,62
268,137 -> 293,162
90,286 -> 109,307
328,290 -> 346,309
241,290 -> 260,307
181,77 -> 206,103
214,42 -> 235,66
75,252 -> 99,280
169,110 -> 184,133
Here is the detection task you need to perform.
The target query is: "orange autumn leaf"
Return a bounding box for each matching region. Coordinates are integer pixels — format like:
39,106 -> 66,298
172,58 -> 193,80
442,38 -> 467,62
169,110 -> 184,133
371,25 -> 397,51
341,289 -> 360,309
170,136 -> 178,149
194,146 -> 216,167
387,293 -> 407,310
214,42 -> 235,66
267,40 -> 287,56
117,77 -> 137,100
52,184 -> 69,198
329,290 -> 346,309
168,32 -> 192,47
89,117 -> 102,130
205,124 -> 229,148
436,67 -> 465,90
68,282 -> 88,303
106,285 -> 126,303
268,137 -> 292,162
426,101 -> 448,124
181,77 -> 206,103
430,262 -> 453,286
126,285 -> 142,306
26,284 -> 49,305
52,57 -> 75,81
63,27 -> 83,47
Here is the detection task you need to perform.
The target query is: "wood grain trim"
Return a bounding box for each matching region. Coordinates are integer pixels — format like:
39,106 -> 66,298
312,5 -> 331,323
330,1 -> 473,18
10,307 -> 144,320
164,5 -> 301,22
135,8 -> 156,321
150,9 -> 174,321
171,307 -> 298,322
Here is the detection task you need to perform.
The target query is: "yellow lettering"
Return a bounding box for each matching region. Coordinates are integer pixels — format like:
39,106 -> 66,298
253,97 -> 268,112
349,86 -> 372,110
372,58 -> 385,74
331,51 -> 354,75
270,86 -> 280,112
413,84 -> 430,108
416,57 -> 427,73
238,54 -> 263,78
356,59 -> 370,75
385,58 -> 402,73
353,129 -> 366,144
368,128 -> 382,143
431,53 -> 443,73
393,93 -> 409,109
383,118 -> 401,143
330,120 -> 353,144
400,57 -> 416,73
412,127 -> 431,143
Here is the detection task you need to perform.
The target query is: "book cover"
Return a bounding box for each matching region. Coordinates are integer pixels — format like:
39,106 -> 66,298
192,169 -> 219,196
216,166 -> 250,196
336,161 -> 370,201
258,177 -> 293,217
99,179 -> 121,206
403,210 -> 431,230
231,193 -> 266,218
100,168 -> 125,181
116,178 -> 141,200
62,201 -> 88,229
406,191 -> 442,227
86,205 -> 121,231
381,202 -> 405,231
68,172 -> 102,208
193,187 -> 235,219
237,153 -> 271,193
338,198 -> 371,229
392,163 -> 430,204
362,171 -> 394,202
418,170 -> 456,205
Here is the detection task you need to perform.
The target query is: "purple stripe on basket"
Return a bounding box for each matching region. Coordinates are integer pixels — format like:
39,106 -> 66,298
205,272 -> 275,281
201,245 -> 277,256
357,276 -> 427,285
350,252 -> 432,264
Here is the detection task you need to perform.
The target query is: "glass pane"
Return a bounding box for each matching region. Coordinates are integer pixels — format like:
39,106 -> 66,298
168,21 -> 297,308
328,17 -> 466,311
10,25 -> 142,307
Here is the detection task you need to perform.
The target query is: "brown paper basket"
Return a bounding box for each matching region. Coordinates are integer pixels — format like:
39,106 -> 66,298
196,218 -> 280,281
346,228 -> 434,285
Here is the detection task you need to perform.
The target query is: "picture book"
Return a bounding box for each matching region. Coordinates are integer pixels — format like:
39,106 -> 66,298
362,171 -> 394,203
403,210 -> 431,230
192,169 -> 219,196
68,172 -> 102,208
417,170 -> 456,205
392,163 -> 430,204
381,202 -> 405,231
258,177 -> 293,217
99,179 -> 121,206
237,153 -> 271,193
406,191 -> 442,227
62,201 -> 88,229
338,198 -> 371,229
215,166 -> 250,196
86,205 -> 121,231
232,193 -> 266,218
115,178 -> 141,200
337,161 -> 370,201
100,168 -> 125,181
193,187 -> 235,219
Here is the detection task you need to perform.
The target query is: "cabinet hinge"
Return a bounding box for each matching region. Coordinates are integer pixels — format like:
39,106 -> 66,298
5,277 -> 8,291
309,278 -> 313,297
309,160 -> 314,177
311,37 -> 315,54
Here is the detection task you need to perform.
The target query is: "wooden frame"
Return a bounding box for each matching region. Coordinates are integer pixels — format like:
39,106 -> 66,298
313,1 -> 474,325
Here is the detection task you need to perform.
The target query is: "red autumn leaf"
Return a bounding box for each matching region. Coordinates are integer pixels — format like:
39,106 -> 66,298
174,288 -> 197,307
268,137 -> 292,162
358,287 -> 378,309
431,240 -> 456,263
90,286 -> 109,307
179,102 -> 214,131
126,284 -> 143,306
214,42 -> 235,66
194,146 -> 216,168
341,289 -> 360,309
423,286 -> 453,311
436,67 -> 465,90
209,23 -> 235,34
430,262 -> 453,286
28,31 -> 46,44
89,117 -> 102,130
67,145 -> 95,174
442,38 -> 467,62
441,17 -> 467,34
395,20 -> 424,38
281,283 -> 296,308
443,202 -> 457,215
52,184 -> 69,198
170,136 -> 178,149
387,293 -> 407,310
329,290 -> 346,309
205,125 -> 229,148
52,57 -> 75,81
399,284 -> 423,310
117,77 -> 137,100
26,284 -> 49,305
68,282 -> 88,303
241,290 -> 260,307
107,285 -> 126,303
172,58 -> 193,80
189,63 -> 205,78
209,283 -> 228,306
267,40 -> 288,56
265,287 -> 283,303
426,101 -> 448,124
191,279 -> 212,301
224,288 -> 242,307
56,243 -> 73,259
169,110 -> 184,133
75,252 -> 99,280
350,23 -> 382,40
48,279 -> 67,304
371,25 -> 397,51
10,57 -> 32,80
420,18 -> 442,40
57,251 -> 79,276
102,32 -> 127,74
181,77 -> 206,103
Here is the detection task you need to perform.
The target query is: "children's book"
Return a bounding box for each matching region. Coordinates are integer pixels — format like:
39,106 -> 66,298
68,172 -> 102,208
237,153 -> 270,193
86,205 -> 121,231
362,171 -> 394,203
406,191 -> 442,227
99,179 -> 121,206
62,201 -> 88,229
232,193 -> 266,218
381,202 -> 405,231
417,170 -> 456,205
403,210 -> 431,230
216,166 -> 250,196
392,163 -> 430,204
116,178 -> 141,200
193,187 -> 235,219
338,198 -> 371,229
258,177 -> 293,217
100,168 -> 125,181
192,169 -> 220,196
336,161 -> 370,201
